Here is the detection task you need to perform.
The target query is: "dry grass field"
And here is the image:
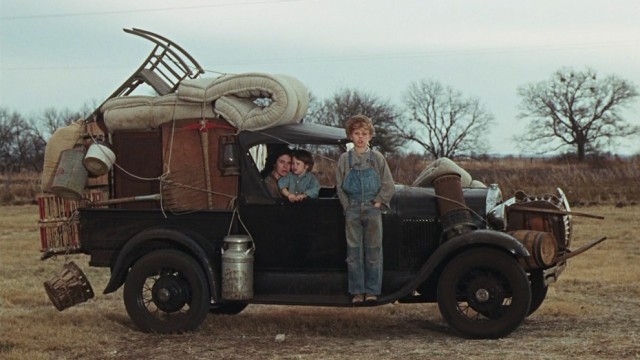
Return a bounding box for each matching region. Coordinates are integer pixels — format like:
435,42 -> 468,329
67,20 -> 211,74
1,202 -> 639,360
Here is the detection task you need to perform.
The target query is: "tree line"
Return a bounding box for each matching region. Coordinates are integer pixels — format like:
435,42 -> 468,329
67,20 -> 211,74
0,107 -> 92,173
1,66 -> 638,174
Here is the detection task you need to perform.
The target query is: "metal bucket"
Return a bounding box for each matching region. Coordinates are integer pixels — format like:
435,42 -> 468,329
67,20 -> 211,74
44,261 -> 94,311
83,142 -> 116,176
50,148 -> 88,200
221,235 -> 254,300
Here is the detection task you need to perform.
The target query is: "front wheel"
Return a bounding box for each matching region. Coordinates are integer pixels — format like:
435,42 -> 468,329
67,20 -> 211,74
123,249 -> 210,333
437,248 -> 531,339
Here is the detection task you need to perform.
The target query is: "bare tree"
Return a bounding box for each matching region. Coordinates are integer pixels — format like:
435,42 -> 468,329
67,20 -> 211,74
517,67 -> 639,161
37,107 -> 85,140
306,89 -> 404,155
0,108 -> 46,173
398,80 -> 494,159
0,108 -> 13,172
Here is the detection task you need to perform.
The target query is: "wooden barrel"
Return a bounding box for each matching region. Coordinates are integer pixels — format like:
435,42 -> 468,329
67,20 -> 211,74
509,230 -> 558,270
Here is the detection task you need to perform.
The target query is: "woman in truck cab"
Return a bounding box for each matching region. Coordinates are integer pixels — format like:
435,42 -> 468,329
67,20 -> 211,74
261,147 -> 293,198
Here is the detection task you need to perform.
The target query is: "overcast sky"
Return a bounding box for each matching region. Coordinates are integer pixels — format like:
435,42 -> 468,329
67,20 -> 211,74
1,0 -> 639,155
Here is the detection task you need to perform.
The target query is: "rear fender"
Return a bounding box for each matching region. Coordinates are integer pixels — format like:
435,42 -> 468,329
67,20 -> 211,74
103,227 -> 219,300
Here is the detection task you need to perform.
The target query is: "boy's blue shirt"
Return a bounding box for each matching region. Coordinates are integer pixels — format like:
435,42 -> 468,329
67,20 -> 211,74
278,171 -> 320,198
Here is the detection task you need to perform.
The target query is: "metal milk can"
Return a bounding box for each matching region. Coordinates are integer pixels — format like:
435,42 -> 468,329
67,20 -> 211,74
221,235 -> 254,300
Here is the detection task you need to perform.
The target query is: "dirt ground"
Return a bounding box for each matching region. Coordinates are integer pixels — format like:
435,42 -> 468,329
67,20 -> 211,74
1,204 -> 639,359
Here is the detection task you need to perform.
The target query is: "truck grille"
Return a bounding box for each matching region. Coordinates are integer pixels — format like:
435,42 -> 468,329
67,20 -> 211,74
401,218 -> 442,268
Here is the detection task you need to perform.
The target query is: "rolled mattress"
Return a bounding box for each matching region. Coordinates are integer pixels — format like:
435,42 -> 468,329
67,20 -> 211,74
412,157 -> 476,187
101,72 -> 310,132
101,94 -> 216,132
178,72 -> 309,130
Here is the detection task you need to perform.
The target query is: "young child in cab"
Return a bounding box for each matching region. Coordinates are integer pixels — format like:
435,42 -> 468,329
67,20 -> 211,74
278,149 -> 320,202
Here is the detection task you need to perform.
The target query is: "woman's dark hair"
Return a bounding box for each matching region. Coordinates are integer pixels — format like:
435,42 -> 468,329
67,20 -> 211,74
260,144 -> 292,179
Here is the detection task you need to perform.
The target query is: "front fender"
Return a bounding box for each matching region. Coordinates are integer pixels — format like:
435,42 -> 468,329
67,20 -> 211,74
103,226 -> 219,300
382,230 -> 529,303
435,229 -> 530,259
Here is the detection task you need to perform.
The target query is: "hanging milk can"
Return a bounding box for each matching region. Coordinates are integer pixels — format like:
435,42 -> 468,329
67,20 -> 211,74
221,235 -> 254,300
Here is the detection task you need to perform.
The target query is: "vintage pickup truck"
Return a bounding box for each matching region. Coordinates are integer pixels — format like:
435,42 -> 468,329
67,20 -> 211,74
38,29 -> 603,339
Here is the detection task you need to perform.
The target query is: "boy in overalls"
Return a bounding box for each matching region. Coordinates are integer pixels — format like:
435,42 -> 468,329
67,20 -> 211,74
336,115 -> 395,304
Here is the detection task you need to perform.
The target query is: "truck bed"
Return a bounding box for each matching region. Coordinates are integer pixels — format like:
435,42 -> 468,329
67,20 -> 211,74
79,208 -> 234,267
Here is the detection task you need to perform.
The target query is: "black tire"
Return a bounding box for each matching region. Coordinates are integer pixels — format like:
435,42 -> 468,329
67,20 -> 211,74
123,249 -> 210,333
209,303 -> 248,315
437,248 -> 531,339
527,270 -> 548,316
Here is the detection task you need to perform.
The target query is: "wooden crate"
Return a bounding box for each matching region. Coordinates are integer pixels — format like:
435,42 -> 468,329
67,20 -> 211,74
39,219 -> 80,254
37,189 -> 108,255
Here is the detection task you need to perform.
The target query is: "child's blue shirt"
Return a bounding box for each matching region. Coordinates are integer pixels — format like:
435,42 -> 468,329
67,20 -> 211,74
278,171 -> 320,198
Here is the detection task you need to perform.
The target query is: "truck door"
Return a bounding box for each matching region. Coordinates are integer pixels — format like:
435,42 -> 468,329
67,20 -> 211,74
239,198 -> 346,271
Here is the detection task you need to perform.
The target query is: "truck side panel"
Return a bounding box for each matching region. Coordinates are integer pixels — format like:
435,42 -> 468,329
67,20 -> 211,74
79,208 -> 234,268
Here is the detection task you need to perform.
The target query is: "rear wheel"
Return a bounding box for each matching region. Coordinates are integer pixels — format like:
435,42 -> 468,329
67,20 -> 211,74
124,249 -> 210,333
437,248 -> 531,339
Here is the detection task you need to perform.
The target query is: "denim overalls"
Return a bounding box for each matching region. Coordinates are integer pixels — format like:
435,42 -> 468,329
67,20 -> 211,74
342,150 -> 383,295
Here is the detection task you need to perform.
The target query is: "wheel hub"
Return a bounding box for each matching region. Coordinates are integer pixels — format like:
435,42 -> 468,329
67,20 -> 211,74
152,275 -> 190,312
465,274 -> 506,316
156,288 -> 171,302
474,288 -> 490,303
